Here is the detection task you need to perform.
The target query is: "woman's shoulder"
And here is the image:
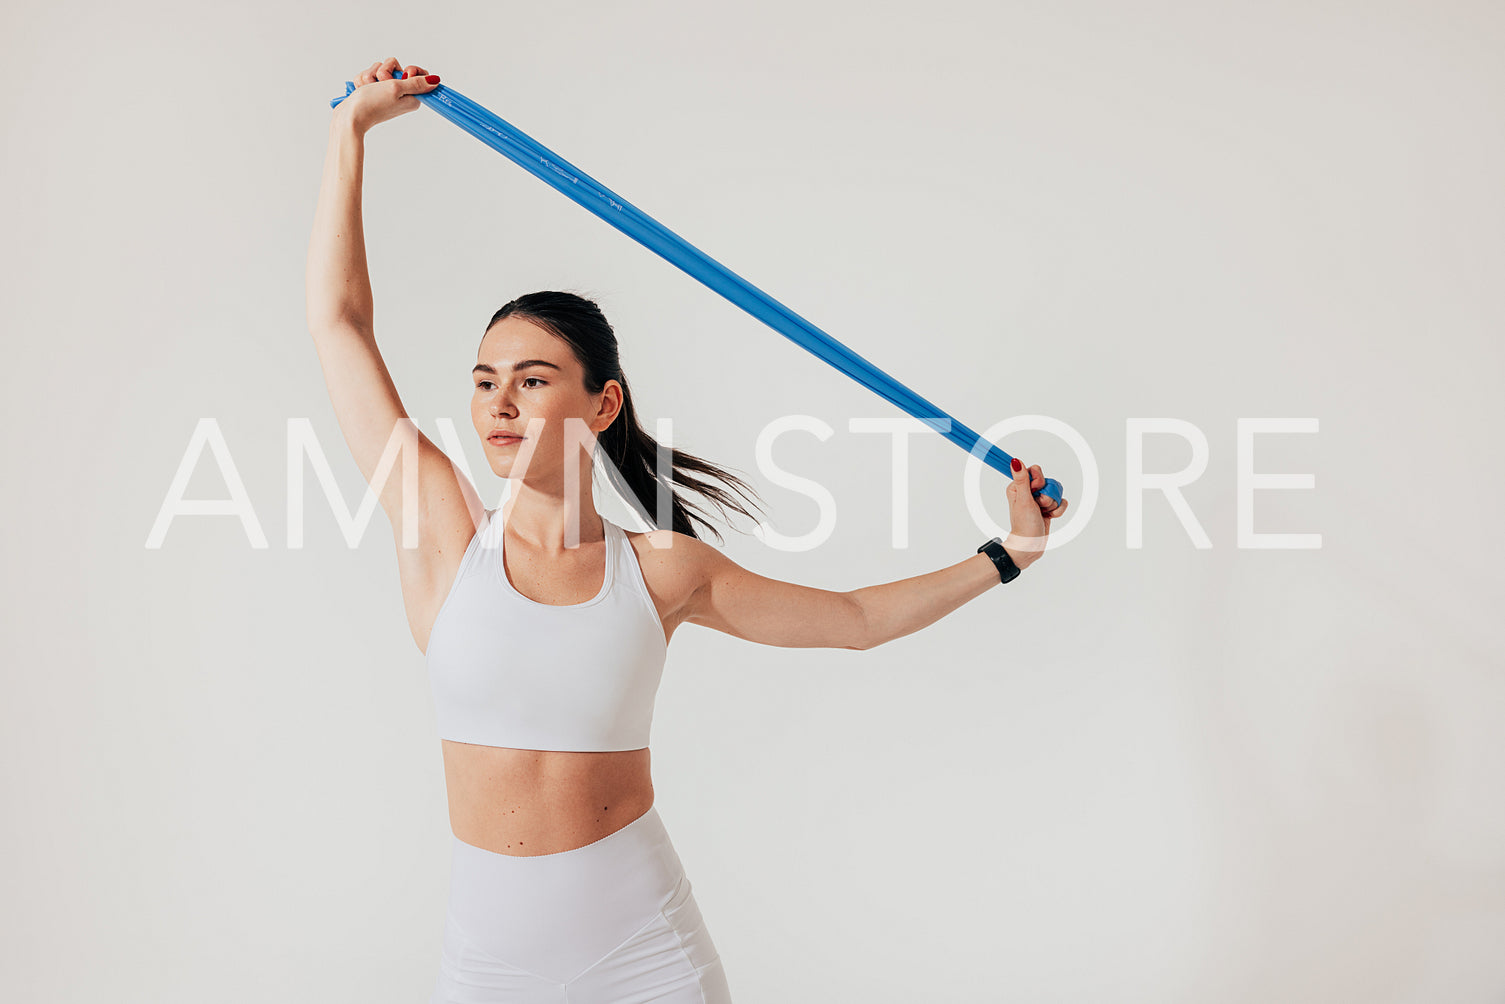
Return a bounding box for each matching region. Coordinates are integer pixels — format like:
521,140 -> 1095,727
620,523 -> 695,562
620,524 -> 709,602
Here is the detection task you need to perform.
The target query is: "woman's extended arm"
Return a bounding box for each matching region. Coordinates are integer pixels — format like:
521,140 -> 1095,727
679,459 -> 1069,651
844,550 -> 1011,650
849,460 -> 1068,647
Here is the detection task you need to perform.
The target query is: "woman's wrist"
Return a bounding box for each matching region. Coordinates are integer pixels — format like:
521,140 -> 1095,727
1002,533 -> 1041,570
329,104 -> 369,142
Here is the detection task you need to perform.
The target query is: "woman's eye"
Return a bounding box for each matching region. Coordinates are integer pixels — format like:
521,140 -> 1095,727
475,378 -> 544,390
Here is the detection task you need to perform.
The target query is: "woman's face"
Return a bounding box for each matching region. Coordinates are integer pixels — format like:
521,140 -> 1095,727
471,315 -> 621,482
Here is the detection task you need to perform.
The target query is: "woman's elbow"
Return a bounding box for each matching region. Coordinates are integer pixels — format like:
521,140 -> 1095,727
841,591 -> 876,651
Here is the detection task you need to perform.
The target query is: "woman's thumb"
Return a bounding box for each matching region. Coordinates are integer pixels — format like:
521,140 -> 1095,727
396,69 -> 441,89
1011,457 -> 1028,485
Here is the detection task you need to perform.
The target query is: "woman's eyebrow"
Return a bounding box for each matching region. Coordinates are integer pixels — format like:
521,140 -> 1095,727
471,359 -> 563,376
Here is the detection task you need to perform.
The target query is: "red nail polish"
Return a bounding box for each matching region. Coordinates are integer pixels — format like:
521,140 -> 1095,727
426,74 -> 441,84
1011,458 -> 1022,472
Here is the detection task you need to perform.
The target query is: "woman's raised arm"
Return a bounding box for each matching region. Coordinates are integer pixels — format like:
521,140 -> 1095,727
303,60 -> 481,647
304,60 -> 456,524
305,111 -> 374,331
306,59 -> 439,329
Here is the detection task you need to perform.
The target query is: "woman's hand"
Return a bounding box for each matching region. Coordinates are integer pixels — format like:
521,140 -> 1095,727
1003,458 -> 1068,570
334,56 -> 441,135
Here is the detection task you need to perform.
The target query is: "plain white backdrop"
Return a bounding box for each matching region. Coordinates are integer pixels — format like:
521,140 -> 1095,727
3,1 -> 1502,1001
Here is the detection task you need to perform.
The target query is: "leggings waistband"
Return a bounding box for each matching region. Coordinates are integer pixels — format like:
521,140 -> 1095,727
444,805 -> 686,983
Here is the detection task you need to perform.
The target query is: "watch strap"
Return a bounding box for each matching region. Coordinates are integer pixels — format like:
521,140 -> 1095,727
977,536 -> 1022,584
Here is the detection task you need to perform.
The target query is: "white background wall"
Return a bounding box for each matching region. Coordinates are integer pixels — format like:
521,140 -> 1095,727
3,1 -> 1501,1001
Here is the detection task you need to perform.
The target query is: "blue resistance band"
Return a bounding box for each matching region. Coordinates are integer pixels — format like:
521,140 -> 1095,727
330,74 -> 1064,506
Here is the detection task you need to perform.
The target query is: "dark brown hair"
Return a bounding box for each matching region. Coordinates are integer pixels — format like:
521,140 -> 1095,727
484,290 -> 767,544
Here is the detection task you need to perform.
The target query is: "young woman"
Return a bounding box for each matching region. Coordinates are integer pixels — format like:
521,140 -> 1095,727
307,57 -> 1068,1004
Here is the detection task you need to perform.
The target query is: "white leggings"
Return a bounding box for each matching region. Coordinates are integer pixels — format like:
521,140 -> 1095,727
430,805 -> 733,1003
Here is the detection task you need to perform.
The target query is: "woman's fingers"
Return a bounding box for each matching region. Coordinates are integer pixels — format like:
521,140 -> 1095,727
1024,463 -> 1050,505
1022,462 -> 1068,518
356,57 -> 420,89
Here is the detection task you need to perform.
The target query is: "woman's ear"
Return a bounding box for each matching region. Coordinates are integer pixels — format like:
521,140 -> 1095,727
597,380 -> 625,428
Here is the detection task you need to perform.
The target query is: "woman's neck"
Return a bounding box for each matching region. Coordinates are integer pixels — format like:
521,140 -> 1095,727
499,484 -> 603,553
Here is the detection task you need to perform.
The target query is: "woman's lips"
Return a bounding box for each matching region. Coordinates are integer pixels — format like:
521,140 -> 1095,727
488,434 -> 524,445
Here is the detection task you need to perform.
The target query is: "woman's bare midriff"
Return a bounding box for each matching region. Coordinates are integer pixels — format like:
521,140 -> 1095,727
440,739 -> 655,856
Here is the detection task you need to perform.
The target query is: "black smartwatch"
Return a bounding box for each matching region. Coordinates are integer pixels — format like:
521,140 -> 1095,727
977,536 -> 1022,584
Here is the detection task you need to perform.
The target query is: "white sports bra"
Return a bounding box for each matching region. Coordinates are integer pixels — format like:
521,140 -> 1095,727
425,507 -> 668,752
